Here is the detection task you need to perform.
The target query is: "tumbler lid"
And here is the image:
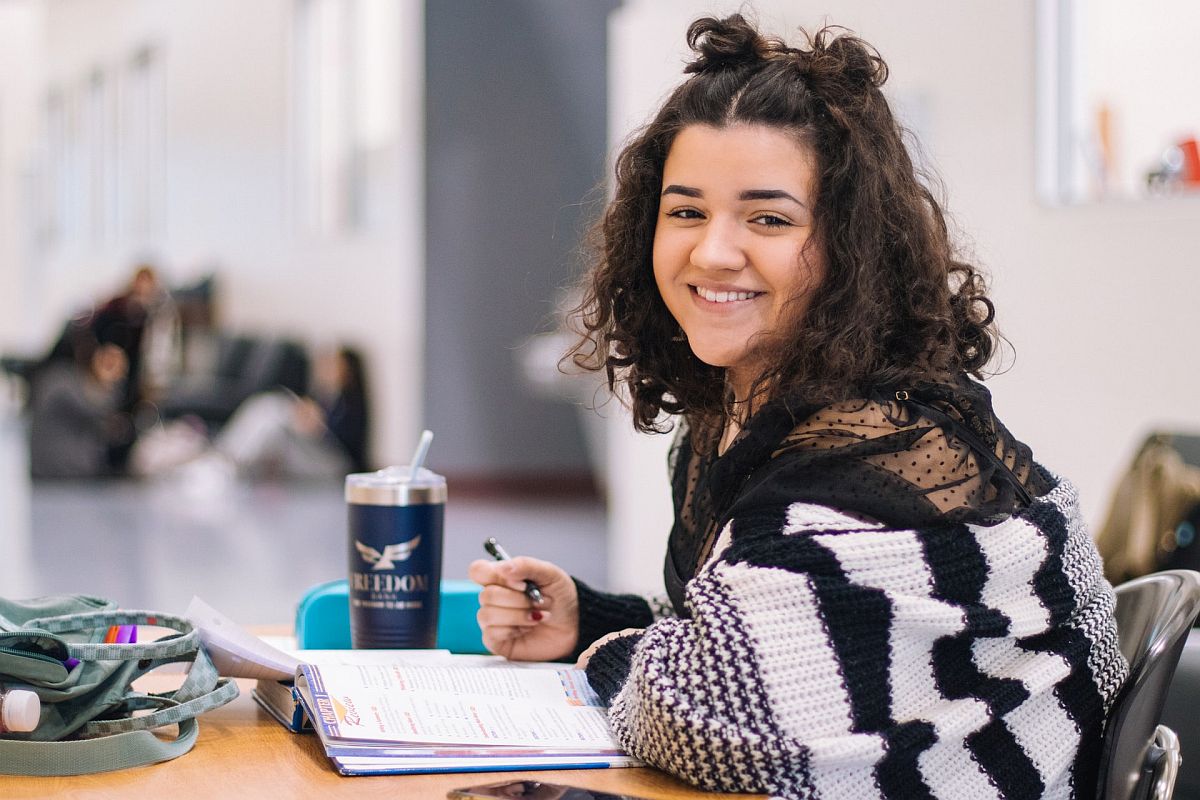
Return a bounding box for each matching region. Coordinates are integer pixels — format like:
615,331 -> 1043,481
345,466 -> 447,505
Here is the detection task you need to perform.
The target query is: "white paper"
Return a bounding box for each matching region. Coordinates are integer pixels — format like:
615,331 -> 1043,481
257,634 -> 565,672
302,663 -> 614,749
189,601 -> 468,681
258,635 -> 455,667
185,597 -> 571,686
186,596 -> 300,680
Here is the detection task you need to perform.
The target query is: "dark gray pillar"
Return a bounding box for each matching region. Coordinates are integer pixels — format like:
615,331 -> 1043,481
423,0 -> 619,488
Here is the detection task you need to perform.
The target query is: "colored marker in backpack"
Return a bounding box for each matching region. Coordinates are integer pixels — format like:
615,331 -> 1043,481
102,625 -> 137,645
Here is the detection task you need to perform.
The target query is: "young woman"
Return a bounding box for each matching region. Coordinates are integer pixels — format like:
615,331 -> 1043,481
29,327 -> 129,479
135,345 -> 370,479
470,15 -> 1126,799
213,345 -> 370,477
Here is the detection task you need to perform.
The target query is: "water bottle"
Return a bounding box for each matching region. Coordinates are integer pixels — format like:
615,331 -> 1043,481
0,688 -> 40,733
345,465 -> 446,648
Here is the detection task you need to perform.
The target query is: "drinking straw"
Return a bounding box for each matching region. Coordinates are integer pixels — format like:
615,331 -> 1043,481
408,430 -> 434,480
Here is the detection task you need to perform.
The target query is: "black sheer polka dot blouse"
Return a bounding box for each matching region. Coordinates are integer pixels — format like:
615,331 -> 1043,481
663,375 -> 1053,616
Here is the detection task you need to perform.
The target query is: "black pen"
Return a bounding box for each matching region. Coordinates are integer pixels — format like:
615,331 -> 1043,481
484,538 -> 544,605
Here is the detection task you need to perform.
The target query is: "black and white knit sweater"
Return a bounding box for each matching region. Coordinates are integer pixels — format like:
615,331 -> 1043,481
579,386 -> 1128,799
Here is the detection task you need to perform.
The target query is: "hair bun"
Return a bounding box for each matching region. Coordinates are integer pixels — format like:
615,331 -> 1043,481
683,17 -> 888,93
805,27 -> 889,90
684,14 -> 772,74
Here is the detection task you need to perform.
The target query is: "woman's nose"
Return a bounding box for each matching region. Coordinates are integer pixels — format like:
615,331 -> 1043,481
690,219 -> 746,272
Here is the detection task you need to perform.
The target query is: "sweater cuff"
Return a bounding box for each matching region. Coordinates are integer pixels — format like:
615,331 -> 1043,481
571,578 -> 654,661
584,631 -> 642,706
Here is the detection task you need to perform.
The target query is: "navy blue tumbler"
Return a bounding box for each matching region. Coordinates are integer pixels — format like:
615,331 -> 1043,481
345,466 -> 446,648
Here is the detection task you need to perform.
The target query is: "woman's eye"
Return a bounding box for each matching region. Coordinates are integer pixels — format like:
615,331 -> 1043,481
665,208 -> 704,220
751,213 -> 792,228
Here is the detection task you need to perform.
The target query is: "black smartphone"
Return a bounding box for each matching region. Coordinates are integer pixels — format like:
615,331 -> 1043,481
447,779 -> 654,800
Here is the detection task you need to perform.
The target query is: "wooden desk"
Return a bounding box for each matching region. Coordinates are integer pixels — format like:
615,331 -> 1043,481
0,676 -> 764,799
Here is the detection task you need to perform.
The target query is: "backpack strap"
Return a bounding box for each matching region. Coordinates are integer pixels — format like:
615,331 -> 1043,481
79,648 -> 238,737
22,610 -> 200,661
0,717 -> 200,776
0,608 -> 239,775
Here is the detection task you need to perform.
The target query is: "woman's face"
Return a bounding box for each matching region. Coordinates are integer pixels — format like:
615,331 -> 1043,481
652,123 -> 825,397
313,350 -> 349,396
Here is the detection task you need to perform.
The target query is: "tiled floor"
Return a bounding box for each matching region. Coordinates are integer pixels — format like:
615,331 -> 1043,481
0,408 -> 606,627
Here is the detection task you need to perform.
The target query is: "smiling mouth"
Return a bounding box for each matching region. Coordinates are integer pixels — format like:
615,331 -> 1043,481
691,285 -> 764,304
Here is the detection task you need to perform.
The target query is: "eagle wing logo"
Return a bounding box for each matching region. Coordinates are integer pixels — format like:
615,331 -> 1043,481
355,536 -> 421,570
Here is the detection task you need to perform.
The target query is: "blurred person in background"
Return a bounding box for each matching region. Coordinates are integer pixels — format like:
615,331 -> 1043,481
29,322 -> 129,479
90,263 -> 181,468
135,345 -> 369,480
218,344 -> 369,477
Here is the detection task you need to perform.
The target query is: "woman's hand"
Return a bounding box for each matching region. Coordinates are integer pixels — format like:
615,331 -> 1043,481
291,397 -> 326,437
468,556 -> 579,662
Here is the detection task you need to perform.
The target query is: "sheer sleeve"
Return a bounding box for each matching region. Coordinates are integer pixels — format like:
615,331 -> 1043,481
570,579 -> 653,661
570,581 -> 677,661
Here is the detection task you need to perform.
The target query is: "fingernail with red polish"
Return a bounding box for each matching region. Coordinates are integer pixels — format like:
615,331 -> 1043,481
530,610 -> 543,622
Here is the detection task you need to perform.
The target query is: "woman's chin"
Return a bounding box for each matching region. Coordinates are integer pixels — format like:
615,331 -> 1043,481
685,345 -> 740,370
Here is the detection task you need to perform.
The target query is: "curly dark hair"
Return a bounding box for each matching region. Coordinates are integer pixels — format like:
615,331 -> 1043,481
568,13 -> 998,434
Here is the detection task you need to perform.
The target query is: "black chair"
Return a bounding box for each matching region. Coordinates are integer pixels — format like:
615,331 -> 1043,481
1098,570 -> 1200,799
1160,630 -> 1200,798
159,335 -> 309,425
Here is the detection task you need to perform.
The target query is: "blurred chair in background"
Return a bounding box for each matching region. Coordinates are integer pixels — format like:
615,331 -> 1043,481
157,335 -> 308,427
1161,630 -> 1200,799
1098,570 -> 1200,800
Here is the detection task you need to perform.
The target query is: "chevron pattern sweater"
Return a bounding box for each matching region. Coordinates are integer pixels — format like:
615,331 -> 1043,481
582,476 -> 1127,799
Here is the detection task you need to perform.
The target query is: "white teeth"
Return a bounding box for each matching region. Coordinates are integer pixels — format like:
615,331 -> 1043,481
696,286 -> 759,303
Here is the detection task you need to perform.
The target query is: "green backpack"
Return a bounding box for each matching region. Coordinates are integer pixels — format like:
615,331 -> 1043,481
0,595 -> 238,775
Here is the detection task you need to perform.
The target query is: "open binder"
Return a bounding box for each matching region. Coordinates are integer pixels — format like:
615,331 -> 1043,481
292,660 -> 639,776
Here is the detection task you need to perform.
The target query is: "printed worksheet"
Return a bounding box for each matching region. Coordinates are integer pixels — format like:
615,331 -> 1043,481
299,663 -> 615,749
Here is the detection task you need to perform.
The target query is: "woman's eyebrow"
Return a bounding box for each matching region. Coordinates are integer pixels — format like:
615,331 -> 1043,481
661,184 -> 702,198
660,184 -> 807,209
739,188 -> 806,207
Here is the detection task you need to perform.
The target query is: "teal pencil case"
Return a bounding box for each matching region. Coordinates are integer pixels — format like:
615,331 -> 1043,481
294,579 -> 486,654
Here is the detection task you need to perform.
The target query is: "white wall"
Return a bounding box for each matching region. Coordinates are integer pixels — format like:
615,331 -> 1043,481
605,0 -> 1200,592
1082,0 -> 1200,196
0,1 -> 45,347
0,0 -> 424,465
